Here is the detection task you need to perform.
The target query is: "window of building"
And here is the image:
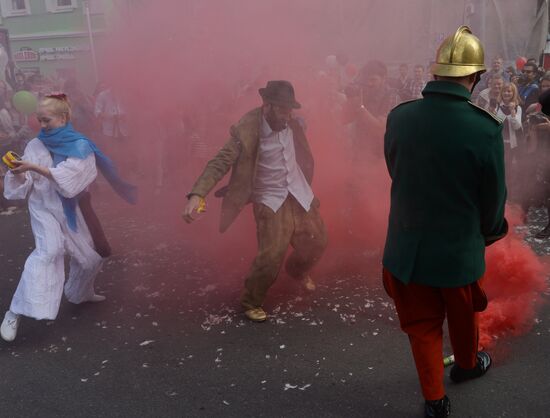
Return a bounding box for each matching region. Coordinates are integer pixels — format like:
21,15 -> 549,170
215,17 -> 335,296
0,0 -> 30,17
45,0 -> 77,13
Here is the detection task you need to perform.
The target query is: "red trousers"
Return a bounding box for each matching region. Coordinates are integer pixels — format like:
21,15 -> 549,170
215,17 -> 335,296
383,269 -> 487,400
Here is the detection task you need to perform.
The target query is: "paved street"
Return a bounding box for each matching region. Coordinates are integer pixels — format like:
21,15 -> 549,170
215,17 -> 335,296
0,200 -> 549,418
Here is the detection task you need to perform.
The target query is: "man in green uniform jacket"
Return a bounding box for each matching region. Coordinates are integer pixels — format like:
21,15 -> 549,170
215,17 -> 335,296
382,26 -> 507,418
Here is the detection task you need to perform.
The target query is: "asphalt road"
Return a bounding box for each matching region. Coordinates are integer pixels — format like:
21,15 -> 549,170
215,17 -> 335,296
0,201 -> 549,418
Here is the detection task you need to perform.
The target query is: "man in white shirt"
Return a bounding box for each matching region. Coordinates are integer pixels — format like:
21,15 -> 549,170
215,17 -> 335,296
94,87 -> 129,139
475,74 -> 504,114
182,81 -> 327,322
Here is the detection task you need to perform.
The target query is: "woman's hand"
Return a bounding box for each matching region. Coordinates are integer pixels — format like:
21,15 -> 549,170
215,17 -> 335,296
9,159 -> 35,174
10,160 -> 52,179
509,102 -> 517,118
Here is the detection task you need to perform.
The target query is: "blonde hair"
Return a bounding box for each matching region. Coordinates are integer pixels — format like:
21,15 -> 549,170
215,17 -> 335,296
39,95 -> 72,122
499,82 -> 519,104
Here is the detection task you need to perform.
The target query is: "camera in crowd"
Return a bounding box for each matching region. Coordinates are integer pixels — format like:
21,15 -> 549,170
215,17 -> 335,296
526,112 -> 549,127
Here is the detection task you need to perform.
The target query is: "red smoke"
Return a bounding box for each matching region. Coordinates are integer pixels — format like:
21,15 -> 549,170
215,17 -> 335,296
479,206 -> 549,348
94,1 -> 547,349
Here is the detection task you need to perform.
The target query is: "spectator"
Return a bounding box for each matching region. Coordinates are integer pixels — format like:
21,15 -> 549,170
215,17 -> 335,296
0,94 -> 16,212
14,72 -> 26,91
517,62 -> 540,109
388,63 -> 410,100
0,95 -> 16,143
335,52 -> 355,90
63,78 -> 96,136
526,89 -> 550,237
402,64 -> 427,100
506,66 -> 518,83
343,60 -> 398,161
525,72 -> 550,116
477,56 -> 509,91
519,73 -> 550,215
388,63 -> 411,97
476,74 -> 504,114
495,82 -> 523,200
0,79 -> 11,104
94,85 -> 128,161
526,58 -> 544,83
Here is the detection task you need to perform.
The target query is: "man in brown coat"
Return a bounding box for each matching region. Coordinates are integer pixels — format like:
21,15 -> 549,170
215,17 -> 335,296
182,80 -> 327,322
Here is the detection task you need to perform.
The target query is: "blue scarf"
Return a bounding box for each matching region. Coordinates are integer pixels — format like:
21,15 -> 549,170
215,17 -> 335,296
38,123 -> 137,231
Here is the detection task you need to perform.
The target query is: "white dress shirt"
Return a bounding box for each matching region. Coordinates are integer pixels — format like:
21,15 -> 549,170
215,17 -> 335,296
94,89 -> 129,138
251,117 -> 314,212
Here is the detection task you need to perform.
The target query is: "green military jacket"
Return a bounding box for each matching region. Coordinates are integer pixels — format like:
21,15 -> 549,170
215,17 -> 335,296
382,80 -> 507,287
190,107 -> 314,233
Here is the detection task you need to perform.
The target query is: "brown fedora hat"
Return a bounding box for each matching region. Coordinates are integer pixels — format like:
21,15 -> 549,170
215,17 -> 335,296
259,80 -> 301,109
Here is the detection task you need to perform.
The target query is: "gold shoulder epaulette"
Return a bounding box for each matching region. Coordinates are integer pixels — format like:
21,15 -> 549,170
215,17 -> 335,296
467,101 -> 503,124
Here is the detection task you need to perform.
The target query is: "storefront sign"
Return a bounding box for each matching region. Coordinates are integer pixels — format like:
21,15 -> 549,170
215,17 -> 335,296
38,46 -> 90,61
13,47 -> 39,62
38,46 -> 90,54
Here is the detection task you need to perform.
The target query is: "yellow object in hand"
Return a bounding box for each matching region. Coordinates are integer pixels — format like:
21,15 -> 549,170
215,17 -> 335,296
197,197 -> 206,213
2,151 -> 21,169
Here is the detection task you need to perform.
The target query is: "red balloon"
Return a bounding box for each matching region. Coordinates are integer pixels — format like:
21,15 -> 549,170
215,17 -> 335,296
516,56 -> 527,71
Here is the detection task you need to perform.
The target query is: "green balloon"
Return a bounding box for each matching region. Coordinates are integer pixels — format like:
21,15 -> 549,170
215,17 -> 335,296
12,90 -> 38,115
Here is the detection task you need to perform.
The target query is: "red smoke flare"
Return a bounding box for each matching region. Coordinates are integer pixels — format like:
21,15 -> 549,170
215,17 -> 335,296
480,206 -> 549,348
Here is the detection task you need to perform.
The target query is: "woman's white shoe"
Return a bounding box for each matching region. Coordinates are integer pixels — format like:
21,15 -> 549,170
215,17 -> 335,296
0,311 -> 20,342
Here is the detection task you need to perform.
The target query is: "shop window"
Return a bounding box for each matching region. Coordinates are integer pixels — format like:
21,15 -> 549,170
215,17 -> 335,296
0,0 -> 31,17
45,0 -> 77,13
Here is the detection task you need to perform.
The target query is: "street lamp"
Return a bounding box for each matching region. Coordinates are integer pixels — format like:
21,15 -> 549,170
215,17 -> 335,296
83,0 -> 99,83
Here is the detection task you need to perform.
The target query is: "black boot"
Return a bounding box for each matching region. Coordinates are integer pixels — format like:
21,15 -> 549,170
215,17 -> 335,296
450,351 -> 491,383
425,395 -> 451,418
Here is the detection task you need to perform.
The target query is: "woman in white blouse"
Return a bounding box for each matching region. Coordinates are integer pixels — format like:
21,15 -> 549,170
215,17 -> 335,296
1,94 -> 135,342
496,82 -> 523,199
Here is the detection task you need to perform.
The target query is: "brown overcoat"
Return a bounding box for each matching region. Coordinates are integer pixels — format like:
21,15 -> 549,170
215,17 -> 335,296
190,107 -> 314,233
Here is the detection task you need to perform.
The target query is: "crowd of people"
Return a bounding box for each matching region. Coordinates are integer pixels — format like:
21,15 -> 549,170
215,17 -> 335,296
316,52 -> 550,240
468,56 -> 550,237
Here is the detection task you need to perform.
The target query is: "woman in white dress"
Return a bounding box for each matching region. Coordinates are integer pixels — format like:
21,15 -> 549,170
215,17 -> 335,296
1,94 -> 136,341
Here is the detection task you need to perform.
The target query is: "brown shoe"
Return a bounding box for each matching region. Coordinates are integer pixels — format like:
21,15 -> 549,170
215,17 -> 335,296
303,275 -> 316,291
244,307 -> 267,322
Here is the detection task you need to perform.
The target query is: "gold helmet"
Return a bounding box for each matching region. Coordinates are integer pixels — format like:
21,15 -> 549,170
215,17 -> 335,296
431,26 -> 486,77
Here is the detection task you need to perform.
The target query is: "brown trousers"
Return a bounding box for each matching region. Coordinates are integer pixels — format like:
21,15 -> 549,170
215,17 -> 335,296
241,196 -> 328,310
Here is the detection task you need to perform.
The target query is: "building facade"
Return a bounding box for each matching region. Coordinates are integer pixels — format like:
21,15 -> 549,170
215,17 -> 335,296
0,0 -> 112,91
